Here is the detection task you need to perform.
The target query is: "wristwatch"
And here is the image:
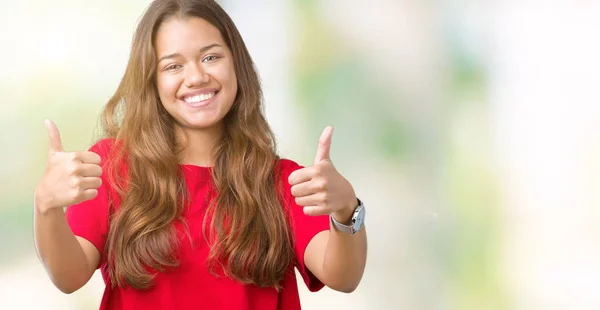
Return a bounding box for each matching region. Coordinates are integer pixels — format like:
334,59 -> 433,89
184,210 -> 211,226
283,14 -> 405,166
330,198 -> 365,235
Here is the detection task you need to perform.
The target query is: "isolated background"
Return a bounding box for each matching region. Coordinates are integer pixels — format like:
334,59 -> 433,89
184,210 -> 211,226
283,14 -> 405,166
1,1 -> 599,309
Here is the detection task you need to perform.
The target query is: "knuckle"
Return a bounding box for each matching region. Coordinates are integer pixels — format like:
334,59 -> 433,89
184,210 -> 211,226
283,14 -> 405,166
70,188 -> 81,199
68,162 -> 79,176
316,179 -> 328,191
321,193 -> 329,204
69,176 -> 82,188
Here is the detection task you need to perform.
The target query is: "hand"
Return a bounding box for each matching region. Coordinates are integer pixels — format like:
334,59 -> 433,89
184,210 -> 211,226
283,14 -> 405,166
288,126 -> 358,222
34,120 -> 103,213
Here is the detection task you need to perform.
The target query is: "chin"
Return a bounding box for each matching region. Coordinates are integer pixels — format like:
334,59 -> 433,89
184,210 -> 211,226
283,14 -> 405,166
183,118 -> 223,130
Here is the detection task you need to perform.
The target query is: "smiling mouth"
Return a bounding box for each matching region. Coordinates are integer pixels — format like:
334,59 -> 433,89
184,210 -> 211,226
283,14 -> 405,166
181,91 -> 218,107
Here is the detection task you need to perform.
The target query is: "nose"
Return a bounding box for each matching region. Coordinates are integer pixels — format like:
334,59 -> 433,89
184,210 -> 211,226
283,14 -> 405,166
184,63 -> 210,88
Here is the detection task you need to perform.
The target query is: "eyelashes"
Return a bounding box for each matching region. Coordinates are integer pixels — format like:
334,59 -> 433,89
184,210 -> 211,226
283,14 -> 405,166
162,55 -> 221,72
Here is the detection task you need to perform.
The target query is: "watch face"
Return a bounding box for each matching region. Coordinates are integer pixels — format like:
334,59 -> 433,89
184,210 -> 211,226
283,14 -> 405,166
352,205 -> 365,231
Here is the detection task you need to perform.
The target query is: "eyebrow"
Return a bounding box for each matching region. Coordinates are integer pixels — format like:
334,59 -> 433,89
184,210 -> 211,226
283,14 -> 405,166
157,43 -> 223,63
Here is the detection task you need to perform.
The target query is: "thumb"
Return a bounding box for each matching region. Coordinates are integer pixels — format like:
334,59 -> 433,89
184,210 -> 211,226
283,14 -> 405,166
314,126 -> 333,164
45,119 -> 64,153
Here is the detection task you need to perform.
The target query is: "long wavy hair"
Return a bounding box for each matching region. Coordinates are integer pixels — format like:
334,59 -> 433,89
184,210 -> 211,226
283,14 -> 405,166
100,0 -> 294,290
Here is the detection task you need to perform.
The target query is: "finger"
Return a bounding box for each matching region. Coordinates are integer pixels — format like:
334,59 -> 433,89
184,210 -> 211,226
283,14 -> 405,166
288,166 -> 316,186
81,188 -> 99,202
291,178 -> 326,197
77,164 -> 103,178
294,193 -> 327,207
313,126 -> 333,165
76,151 -> 102,165
45,119 -> 64,153
80,177 -> 102,190
303,206 -> 329,217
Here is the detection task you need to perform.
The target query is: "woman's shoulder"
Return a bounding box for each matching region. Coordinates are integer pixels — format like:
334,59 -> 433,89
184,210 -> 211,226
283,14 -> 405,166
88,137 -> 122,159
276,158 -> 304,177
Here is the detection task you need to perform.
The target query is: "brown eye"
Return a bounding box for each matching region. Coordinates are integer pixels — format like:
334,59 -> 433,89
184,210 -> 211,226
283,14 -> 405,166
165,64 -> 181,71
202,55 -> 219,63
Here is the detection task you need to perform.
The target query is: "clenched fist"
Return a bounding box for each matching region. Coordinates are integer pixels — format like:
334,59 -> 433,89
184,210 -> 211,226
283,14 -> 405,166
288,126 -> 358,222
34,120 -> 103,212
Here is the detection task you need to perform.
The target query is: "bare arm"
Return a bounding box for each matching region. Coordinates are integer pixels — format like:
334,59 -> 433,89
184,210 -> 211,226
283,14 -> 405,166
288,126 -> 368,293
304,209 -> 367,293
34,202 -> 100,294
34,120 -> 103,294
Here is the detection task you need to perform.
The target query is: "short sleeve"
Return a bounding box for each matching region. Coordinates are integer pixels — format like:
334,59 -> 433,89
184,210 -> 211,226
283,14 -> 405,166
64,138 -> 114,268
278,159 -> 330,292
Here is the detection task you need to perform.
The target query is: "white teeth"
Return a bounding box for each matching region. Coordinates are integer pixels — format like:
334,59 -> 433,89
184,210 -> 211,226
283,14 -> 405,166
184,92 -> 215,103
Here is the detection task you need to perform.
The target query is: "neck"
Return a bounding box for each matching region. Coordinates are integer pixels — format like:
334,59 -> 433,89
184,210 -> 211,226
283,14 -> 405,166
175,124 -> 223,167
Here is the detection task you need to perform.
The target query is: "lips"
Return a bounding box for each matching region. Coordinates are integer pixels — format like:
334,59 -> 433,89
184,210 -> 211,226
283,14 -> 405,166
183,91 -> 215,104
179,89 -> 219,108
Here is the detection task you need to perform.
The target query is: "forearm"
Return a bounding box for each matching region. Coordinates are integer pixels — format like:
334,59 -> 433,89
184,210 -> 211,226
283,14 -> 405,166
321,217 -> 367,293
33,200 -> 92,293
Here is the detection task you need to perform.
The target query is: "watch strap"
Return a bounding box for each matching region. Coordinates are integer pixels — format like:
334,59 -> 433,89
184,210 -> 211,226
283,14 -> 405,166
329,199 -> 364,235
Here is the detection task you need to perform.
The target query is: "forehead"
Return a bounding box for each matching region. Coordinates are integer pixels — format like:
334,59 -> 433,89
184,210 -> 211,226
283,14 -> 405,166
154,16 -> 226,54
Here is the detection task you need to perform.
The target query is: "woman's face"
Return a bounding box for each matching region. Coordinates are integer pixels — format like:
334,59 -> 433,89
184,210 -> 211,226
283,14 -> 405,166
154,17 -> 238,132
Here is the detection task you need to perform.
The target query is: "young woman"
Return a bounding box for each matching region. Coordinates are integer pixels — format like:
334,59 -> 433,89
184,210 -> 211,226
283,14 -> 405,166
33,1 -> 367,309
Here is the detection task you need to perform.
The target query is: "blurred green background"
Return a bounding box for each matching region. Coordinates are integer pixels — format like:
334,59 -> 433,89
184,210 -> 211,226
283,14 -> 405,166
2,1 -> 600,309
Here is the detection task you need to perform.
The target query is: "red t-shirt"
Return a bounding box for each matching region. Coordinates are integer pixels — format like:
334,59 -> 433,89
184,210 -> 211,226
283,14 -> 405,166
65,138 -> 330,310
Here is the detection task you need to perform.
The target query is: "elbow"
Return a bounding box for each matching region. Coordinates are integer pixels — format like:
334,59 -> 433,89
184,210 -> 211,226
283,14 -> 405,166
41,260 -> 91,294
324,276 -> 361,293
334,281 -> 360,294
58,286 -> 77,295
328,282 -> 359,293
321,265 -> 365,293
342,287 -> 357,294
54,280 -> 84,295
48,274 -> 85,295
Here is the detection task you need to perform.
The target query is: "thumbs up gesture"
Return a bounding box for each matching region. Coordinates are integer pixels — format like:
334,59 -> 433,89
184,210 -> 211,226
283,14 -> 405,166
34,120 -> 103,213
288,126 -> 358,221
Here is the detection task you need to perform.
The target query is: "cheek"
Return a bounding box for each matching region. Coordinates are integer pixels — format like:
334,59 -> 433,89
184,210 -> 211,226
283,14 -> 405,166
156,76 -> 179,101
229,73 -> 238,98
211,62 -> 238,96
225,68 -> 238,99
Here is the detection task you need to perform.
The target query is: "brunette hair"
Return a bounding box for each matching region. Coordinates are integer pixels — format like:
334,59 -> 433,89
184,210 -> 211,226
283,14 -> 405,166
100,0 -> 293,289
